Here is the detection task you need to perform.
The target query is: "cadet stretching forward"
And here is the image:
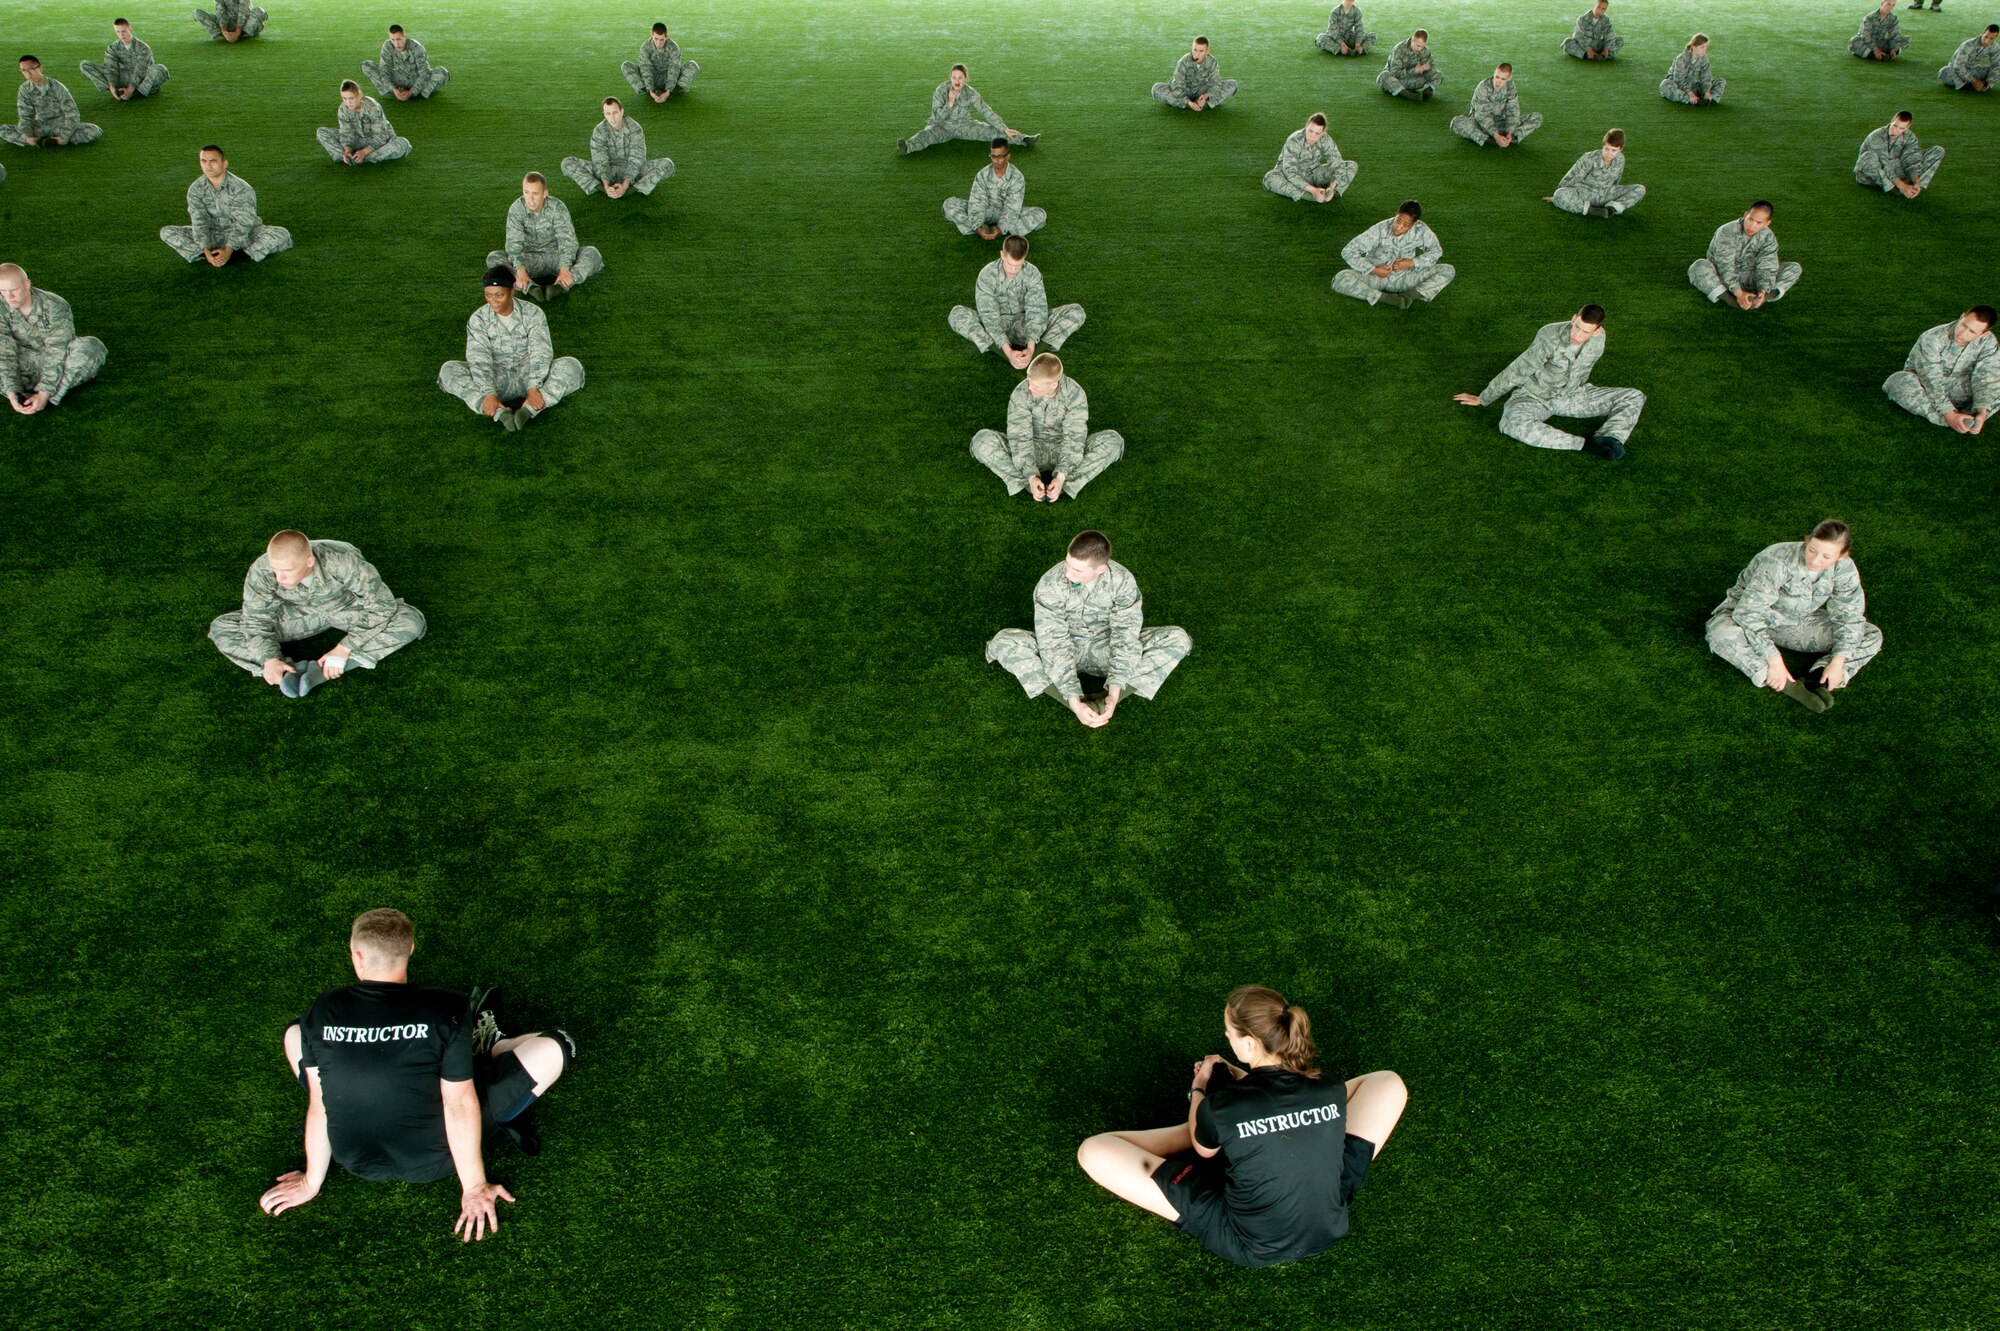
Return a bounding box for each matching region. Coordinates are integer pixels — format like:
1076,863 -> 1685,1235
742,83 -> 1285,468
363,25 -> 449,101
949,235 -> 1084,367
1690,203 -> 1801,309
970,353 -> 1124,502
944,138 -> 1044,239
1854,112 -> 1943,198
1563,2 -> 1622,60
1453,305 -> 1642,459
438,267 -> 586,431
1450,63 -> 1541,147
317,82 -> 412,166
80,20 -> 169,101
2,57 -> 101,148
1331,201 -> 1454,308
193,0 -> 266,43
1263,114 -> 1355,202
1377,30 -> 1441,100
900,65 -> 1034,155
1317,2 -> 1375,56
624,23 -> 698,101
561,98 -> 674,198
0,264 -> 106,414
1883,306 -> 1996,432
1706,521 -> 1882,713
1660,35 -> 1725,105
487,172 -> 603,300
209,531 -> 425,696
1940,26 -> 1997,90
1153,36 -> 1238,110
161,144 -> 292,265
1851,0 -> 1910,58
1548,129 -> 1644,217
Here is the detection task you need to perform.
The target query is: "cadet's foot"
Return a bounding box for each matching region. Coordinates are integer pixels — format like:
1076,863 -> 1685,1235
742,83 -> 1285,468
500,1109 -> 543,1156
282,659 -> 328,698
1801,669 -> 1839,710
499,406 -> 522,432
1387,291 -> 1414,309
1582,434 -> 1626,460
1419,88 -> 1433,101
1587,204 -> 1613,218
1398,89 -> 1424,101
896,137 -> 913,156
1016,134 -> 1038,148
1780,679 -> 1829,713
470,1008 -> 501,1055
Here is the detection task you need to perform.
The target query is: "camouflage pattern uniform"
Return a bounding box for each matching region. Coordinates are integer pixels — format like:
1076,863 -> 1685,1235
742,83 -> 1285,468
1882,321 -> 1999,425
1854,124 -> 1944,192
438,300 -> 586,416
1317,5 -> 1376,56
1690,218 -> 1801,303
1849,9 -> 1909,58
161,171 -> 292,261
1153,52 -> 1239,108
1551,149 -> 1644,215
1562,10 -> 1624,59
948,259 -> 1086,354
209,540 -> 426,675
1660,49 -> 1725,103
316,96 -> 412,164
1475,321 -> 1645,450
1450,76 -> 1544,145
969,374 -> 1124,497
1706,542 -> 1882,686
485,195 -> 604,289
903,83 -> 1022,153
80,36 -> 170,98
1263,127 -> 1356,199
943,163 -> 1045,236
1376,39 -> 1442,97
1,77 -> 102,147
622,36 -> 699,95
1331,215 -> 1455,304
561,118 -> 675,196
363,36 -> 450,99
193,2 -> 268,41
986,561 -> 1190,702
0,287 -> 106,406
1940,34 -> 1998,88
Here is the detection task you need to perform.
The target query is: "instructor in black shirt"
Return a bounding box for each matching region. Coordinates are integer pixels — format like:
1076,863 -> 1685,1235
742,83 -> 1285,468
1077,985 -> 1407,1267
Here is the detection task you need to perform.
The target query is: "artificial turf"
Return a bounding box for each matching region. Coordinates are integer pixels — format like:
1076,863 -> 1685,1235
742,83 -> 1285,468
2,0 -> 1997,1326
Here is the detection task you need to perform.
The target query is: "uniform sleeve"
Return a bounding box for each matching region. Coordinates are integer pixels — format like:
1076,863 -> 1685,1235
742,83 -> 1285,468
189,182 -> 223,250
1004,383 -> 1035,480
1567,333 -> 1605,392
1411,223 -> 1442,270
1056,381 -> 1088,477
1104,574 -> 1144,692
524,309 -> 555,387
230,181 -> 261,248
1825,560 -> 1868,658
328,547 -> 400,646
1857,132 -> 1893,191
1340,224 -> 1373,272
237,562 -> 286,663
0,317 -> 23,396
966,87 -> 1005,132
1973,341 -> 2000,414
968,168 -> 996,217
1032,580 -> 1084,699
439,1011 -> 474,1084
1479,327 -> 1552,405
14,84 -> 30,128
38,296 -> 77,400
504,202 -> 527,263
1276,135 -> 1309,191
1469,82 -> 1499,133
1705,223 -> 1734,275
974,265 -> 1006,344
1727,550 -> 1786,663
552,203 -> 579,267
466,314 -> 498,396
1911,328 -> 1957,417
1559,154 -> 1590,190
1023,268 -> 1050,341
930,83 -> 950,121
1751,231 -> 1779,293
1170,54 -> 1194,94
590,122 -> 615,180
623,123 -> 648,178
337,104 -> 360,150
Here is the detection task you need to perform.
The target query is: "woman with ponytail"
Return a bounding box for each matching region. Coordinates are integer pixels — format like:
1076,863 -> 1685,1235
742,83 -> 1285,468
1076,985 -> 1406,1267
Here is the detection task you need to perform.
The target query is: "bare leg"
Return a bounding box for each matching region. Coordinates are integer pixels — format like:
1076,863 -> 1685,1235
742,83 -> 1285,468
492,1031 -> 566,1095
283,1023 -> 303,1078
1343,1070 -> 1407,1155
1076,1122 -> 1192,1221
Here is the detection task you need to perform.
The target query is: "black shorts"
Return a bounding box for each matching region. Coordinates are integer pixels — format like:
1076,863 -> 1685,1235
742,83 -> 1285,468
1151,1133 -> 1376,1268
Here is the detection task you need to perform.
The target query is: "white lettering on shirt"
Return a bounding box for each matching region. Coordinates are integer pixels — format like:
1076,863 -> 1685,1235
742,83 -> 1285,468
319,1023 -> 431,1043
1233,1103 -> 1342,1139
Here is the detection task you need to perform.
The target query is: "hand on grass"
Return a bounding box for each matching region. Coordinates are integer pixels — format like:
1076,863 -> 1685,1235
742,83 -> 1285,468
260,1170 -> 320,1216
455,1183 -> 515,1243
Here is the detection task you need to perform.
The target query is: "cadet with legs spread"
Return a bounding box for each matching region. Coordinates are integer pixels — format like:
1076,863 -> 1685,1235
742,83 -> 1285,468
1453,305 -> 1643,459
1317,2 -> 1376,56
0,264 -> 107,415
1564,2 -> 1623,60
1690,202 -> 1801,309
899,65 -> 1035,155
193,0 -> 267,42
1660,34 -> 1725,104
948,235 -> 1085,368
1854,112 -> 1943,198
944,139 -> 1044,239
1706,521 -> 1883,713
161,145 -> 292,264
363,25 -> 449,101
986,530 -> 1190,728
623,23 -> 698,102
1883,306 -> 1997,432
561,98 -> 674,198
81,20 -> 169,101
316,82 -> 412,166
1851,0 -> 1910,58
487,172 -> 603,301
970,353 -> 1123,502
1548,129 -> 1644,217
439,267 -> 586,431
1077,986 -> 1408,1268
209,531 -> 425,695
1263,114 -> 1355,202
1377,30 -> 1441,100
260,909 -> 575,1241
1940,26 -> 1997,89
3,57 -> 101,148
1331,200 -> 1454,308
1153,36 -> 1238,110
1450,63 -> 1542,147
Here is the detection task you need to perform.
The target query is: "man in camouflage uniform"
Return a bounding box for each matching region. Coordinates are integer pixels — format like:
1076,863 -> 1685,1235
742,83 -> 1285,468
1548,129 -> 1644,216
949,236 -> 1085,368
2,57 -> 102,148
1690,203 -> 1801,309
1317,2 -> 1376,56
1376,30 -> 1441,99
1660,36 -> 1725,104
1153,36 -> 1238,110
1940,25 -> 1997,90
80,20 -> 170,101
1563,2 -> 1623,59
1332,201 -> 1454,308
1263,113 -> 1355,201
1706,521 -> 1882,712
316,82 -> 412,166
0,264 -> 107,414
209,531 -> 426,698
1452,305 -> 1642,459
944,139 -> 1044,239
194,0 -> 267,43
986,530 -> 1191,728
438,266 -> 586,431
900,65 -> 1034,154
487,172 -> 603,300
561,98 -> 674,197
363,25 -> 449,101
1854,111 -> 1943,197
161,145 -> 292,264
970,353 -> 1123,502
1450,63 -> 1542,147
1851,0 -> 1910,58
1882,306 -> 1997,432
623,23 -> 698,102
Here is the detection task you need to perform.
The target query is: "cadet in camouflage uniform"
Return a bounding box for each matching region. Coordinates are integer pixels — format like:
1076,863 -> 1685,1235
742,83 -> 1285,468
1854,112 -> 1943,197
944,139 -> 1044,238
486,172 -> 603,299
1882,306 -> 1997,431
970,354 -> 1123,501
1263,113 -> 1355,202
1376,31 -> 1441,99
316,82 -> 412,166
1450,64 -> 1542,147
1318,2 -> 1375,55
0,264 -> 107,414
193,0 -> 267,42
1331,201 -> 1454,307
1851,0 -> 1910,58
209,531 -> 427,698
1153,37 -> 1239,109
362,26 -> 449,101
986,530 -> 1190,728
161,145 -> 292,264
561,98 -> 674,197
1690,203 -> 1801,308
1660,35 -> 1725,104
1706,521 -> 1882,712
80,20 -> 170,100
623,23 -> 698,101
1452,305 -> 1642,458
438,266 -> 586,430
1563,2 -> 1623,59
949,236 -> 1085,367
1548,129 -> 1644,216
1940,26 -> 1997,90
2,58 -> 102,148
900,65 -> 1035,154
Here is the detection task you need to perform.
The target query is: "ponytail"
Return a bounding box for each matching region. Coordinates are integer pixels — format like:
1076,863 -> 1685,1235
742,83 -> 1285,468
1225,985 -> 1321,1078
1686,33 -> 1708,52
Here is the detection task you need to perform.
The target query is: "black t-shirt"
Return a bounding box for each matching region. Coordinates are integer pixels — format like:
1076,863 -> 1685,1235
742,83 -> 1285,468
1195,1067 -> 1351,1263
298,982 -> 474,1184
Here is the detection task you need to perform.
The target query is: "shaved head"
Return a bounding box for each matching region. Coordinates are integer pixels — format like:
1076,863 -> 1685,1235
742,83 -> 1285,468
0,263 -> 26,288
267,530 -> 311,565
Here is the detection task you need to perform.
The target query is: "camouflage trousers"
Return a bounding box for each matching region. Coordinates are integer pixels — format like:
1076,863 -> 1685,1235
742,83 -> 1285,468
1316,31 -> 1375,55
1881,372 -> 1987,427
1450,112 -> 1544,146
1939,64 -> 1994,90
948,303 -> 1085,354
969,429 -> 1124,496
484,246 -> 605,288
1498,386 -> 1646,450
1263,161 -> 1357,200
9,337 -> 107,405
209,601 -> 427,672
942,197 -> 1046,236
79,61 -> 170,96
1706,608 -> 1883,686
621,60 -> 699,95
1375,68 -> 1441,96
316,129 -> 413,164
1660,76 -> 1725,104
1562,35 -> 1624,58
0,121 -> 103,147
1332,263 -> 1456,304
1690,259 -> 1802,303
161,223 -> 292,262
904,118 -> 1007,152
194,7 -> 267,40
561,154 -> 675,196
1152,79 -> 1239,108
985,626 -> 1191,701
1552,182 -> 1645,215
362,63 -> 450,99
1848,33 -> 1910,58
438,357 -> 586,414
1856,148 -> 1943,193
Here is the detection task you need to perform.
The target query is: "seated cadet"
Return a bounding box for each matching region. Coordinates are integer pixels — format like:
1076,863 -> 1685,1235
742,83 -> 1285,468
1690,202 -> 1801,309
1851,0 -> 1910,58
0,263 -> 107,414
1376,30 -> 1441,100
1705,521 -> 1883,713
316,81 -> 412,166
438,266 -> 587,431
1940,25 -> 1998,89
2,56 -> 102,147
1263,113 -> 1355,202
1152,36 -> 1239,110
560,97 -> 674,198
1450,63 -> 1542,147
1854,111 -> 1943,198
259,909 -> 575,1241
161,144 -> 292,265
970,353 -> 1124,502
900,65 -> 1035,155
1452,305 -> 1644,459
944,139 -> 1044,240
623,23 -> 699,102
1660,34 -> 1725,104
80,20 -> 170,101
1078,986 -> 1407,1268
1546,128 -> 1644,217
1882,306 -> 1997,432
193,0 -> 267,42
1316,2 -> 1376,56
948,235 -> 1085,368
208,530 -> 426,694
362,25 -> 449,101
985,529 -> 1191,728
487,171 -> 604,301
1563,1 -> 1623,59
1331,200 -> 1454,308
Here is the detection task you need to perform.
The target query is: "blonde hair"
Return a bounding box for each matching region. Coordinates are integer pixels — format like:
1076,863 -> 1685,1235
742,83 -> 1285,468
266,530 -> 311,563
1027,353 -> 1062,382
350,908 -> 415,965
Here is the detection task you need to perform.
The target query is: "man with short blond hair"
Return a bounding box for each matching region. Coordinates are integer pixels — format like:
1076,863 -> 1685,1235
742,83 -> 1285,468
949,235 -> 1085,368
161,145 -> 292,264
2,57 -> 101,147
487,172 -> 603,300
316,81 -> 412,165
1450,63 -> 1541,147
561,97 -> 674,198
363,25 -> 448,101
623,22 -> 698,101
194,0 -> 267,42
1153,36 -> 1238,110
1264,113 -> 1355,201
1883,307 -> 1997,431
80,20 -> 169,100
970,352 -> 1124,502
208,531 -> 426,695
944,138 -> 1044,238
0,263 -> 107,414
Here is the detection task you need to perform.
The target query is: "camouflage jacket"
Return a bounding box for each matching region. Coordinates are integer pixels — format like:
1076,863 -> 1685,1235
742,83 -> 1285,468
1340,216 -> 1443,272
973,259 -> 1052,345
590,117 -> 652,182
1705,219 -> 1781,292
930,82 -> 1007,132
1032,560 -> 1147,697
185,172 -> 268,251
1903,322 -> 2000,415
1005,375 -> 1090,480
1715,542 -> 1869,660
16,77 -> 83,138
1479,322 -> 1604,404
504,196 -> 580,266
0,288 -> 86,397
338,96 -> 398,151
1273,128 -> 1345,188
236,540 -> 403,661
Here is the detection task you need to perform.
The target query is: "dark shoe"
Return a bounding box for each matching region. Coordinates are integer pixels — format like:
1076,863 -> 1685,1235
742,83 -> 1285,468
465,985 -> 499,1023
1781,680 -> 1829,712
1582,435 -> 1626,460
1388,291 -> 1414,309
896,137 -> 913,156
1586,204 -> 1612,218
500,1108 -> 543,1157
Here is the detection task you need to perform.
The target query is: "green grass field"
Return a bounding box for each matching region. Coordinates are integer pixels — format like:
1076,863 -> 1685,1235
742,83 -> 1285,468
3,1 -> 1997,1326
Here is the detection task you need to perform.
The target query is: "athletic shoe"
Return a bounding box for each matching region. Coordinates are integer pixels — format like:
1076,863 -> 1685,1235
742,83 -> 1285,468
1587,204 -> 1613,219
1582,435 -> 1626,460
471,1009 -> 502,1056
1780,679 -> 1829,712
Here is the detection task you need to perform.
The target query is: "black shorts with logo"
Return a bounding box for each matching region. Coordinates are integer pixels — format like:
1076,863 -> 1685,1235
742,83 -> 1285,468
1151,1133 -> 1376,1268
